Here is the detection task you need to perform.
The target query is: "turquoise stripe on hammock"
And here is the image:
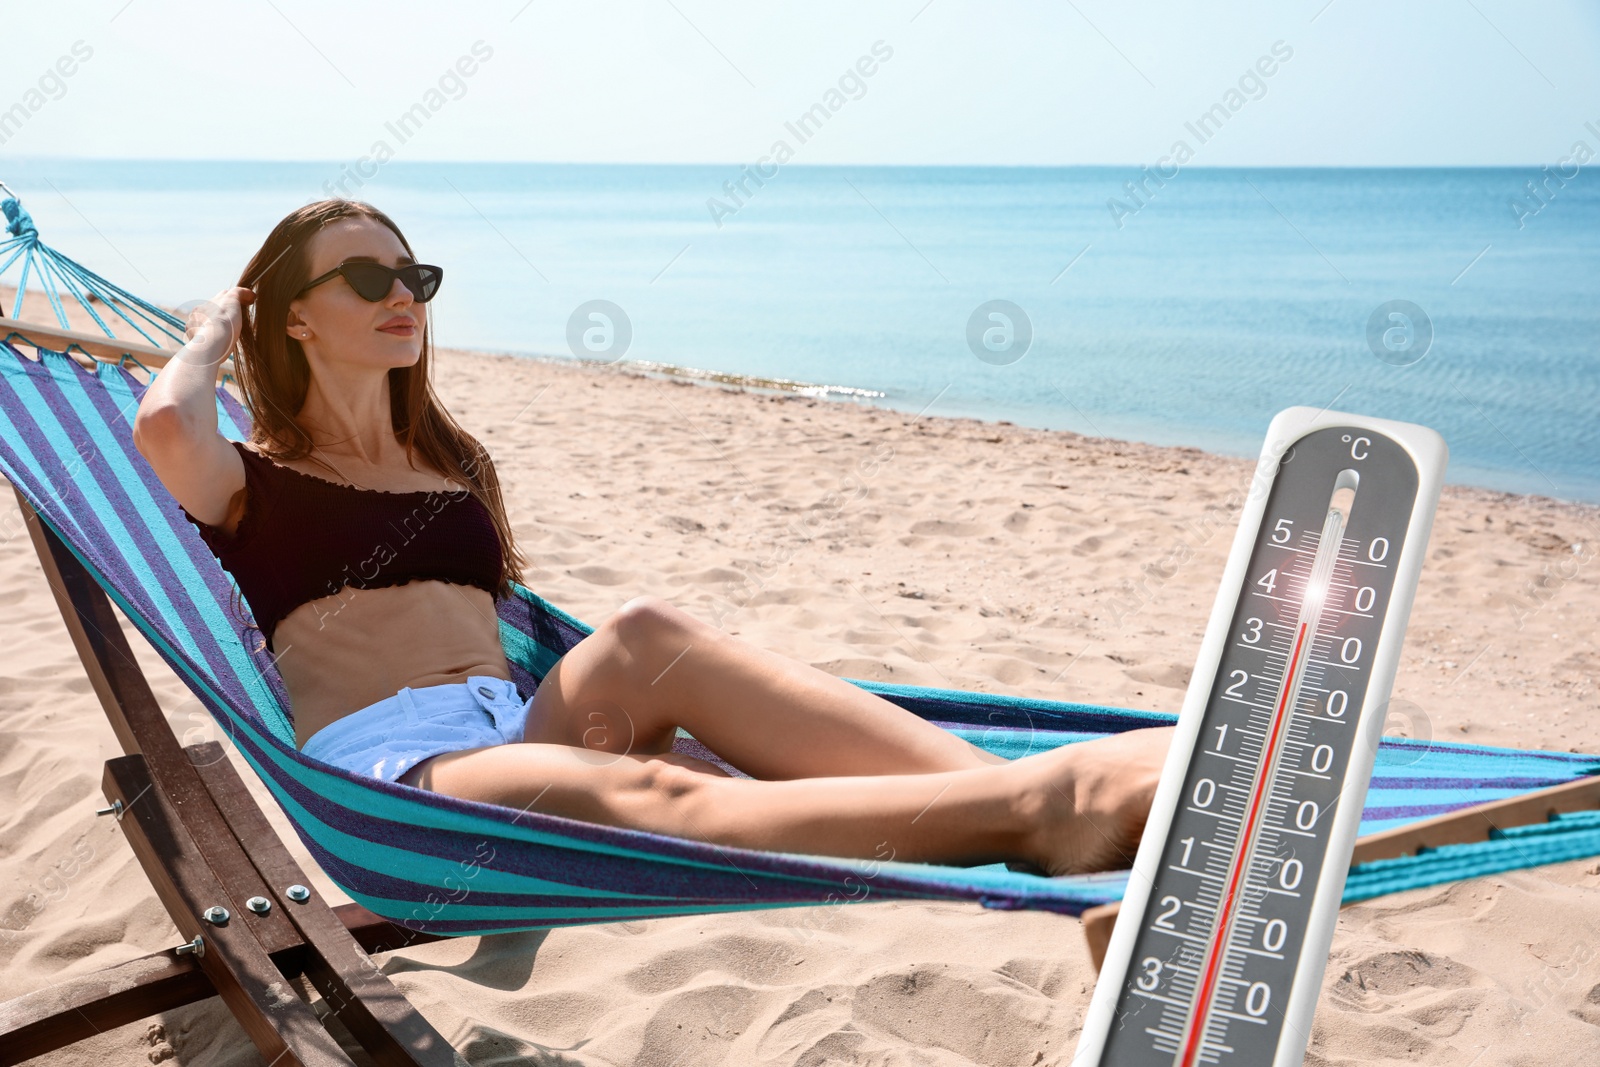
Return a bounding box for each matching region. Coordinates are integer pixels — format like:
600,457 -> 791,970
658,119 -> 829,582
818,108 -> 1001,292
49,350 -> 287,728
1,338 -> 1597,936
0,358 -> 93,545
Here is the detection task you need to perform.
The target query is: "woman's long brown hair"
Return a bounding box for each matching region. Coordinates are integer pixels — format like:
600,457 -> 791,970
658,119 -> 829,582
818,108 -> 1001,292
231,199 -> 527,617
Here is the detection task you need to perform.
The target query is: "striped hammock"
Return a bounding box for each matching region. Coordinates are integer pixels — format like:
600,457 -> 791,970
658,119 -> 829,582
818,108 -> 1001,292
2,340 -> 1598,936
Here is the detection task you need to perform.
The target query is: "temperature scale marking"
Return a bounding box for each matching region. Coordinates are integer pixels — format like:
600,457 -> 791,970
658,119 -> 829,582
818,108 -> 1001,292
1074,409 -> 1447,1067
1176,472 -> 1354,1067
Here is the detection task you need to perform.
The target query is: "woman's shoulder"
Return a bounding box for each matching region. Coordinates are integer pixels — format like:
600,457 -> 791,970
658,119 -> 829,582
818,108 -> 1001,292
230,438 -> 270,463
233,439 -> 314,477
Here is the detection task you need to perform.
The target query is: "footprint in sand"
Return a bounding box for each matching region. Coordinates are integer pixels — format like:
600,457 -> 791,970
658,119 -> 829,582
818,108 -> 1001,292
658,514 -> 707,534
1324,953 -> 1484,1030
567,565 -> 633,586
1125,662 -> 1193,690
619,932 -> 802,994
634,984 -> 766,1063
1315,949 -> 1495,1058
1329,949 -> 1478,1007
1574,981 -> 1600,1026
910,519 -> 986,537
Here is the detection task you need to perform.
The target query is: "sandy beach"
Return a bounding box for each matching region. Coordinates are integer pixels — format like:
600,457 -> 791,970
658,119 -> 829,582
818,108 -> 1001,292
2,289 -> 1599,1064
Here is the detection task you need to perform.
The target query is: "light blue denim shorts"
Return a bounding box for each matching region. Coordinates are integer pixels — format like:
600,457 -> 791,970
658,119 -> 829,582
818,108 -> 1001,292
300,675 -> 532,784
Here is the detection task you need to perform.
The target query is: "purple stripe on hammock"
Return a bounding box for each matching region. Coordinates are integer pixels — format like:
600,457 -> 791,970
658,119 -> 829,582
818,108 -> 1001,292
0,348 -> 99,543
213,705 -> 1095,920
0,356 -> 131,580
1362,800 -> 1553,822
221,703 -> 904,900
56,358 -> 264,690
1368,775 -> 1591,791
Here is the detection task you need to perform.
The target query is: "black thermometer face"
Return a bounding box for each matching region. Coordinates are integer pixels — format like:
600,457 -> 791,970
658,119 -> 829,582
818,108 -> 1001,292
1100,427 -> 1420,1067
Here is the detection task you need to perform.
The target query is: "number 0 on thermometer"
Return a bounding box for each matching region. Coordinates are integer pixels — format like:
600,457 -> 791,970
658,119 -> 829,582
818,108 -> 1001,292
1074,406 -> 1447,1067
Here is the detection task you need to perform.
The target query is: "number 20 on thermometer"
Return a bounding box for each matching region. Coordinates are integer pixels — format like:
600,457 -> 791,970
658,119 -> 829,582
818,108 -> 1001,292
1074,406 -> 1447,1067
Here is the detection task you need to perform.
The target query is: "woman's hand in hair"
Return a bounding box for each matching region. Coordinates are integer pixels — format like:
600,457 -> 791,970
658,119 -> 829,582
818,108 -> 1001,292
180,286 -> 256,366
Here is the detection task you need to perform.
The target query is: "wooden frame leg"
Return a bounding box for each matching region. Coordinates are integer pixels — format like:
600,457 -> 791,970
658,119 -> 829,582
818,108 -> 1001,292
4,489 -> 459,1065
187,740 -> 459,1066
101,754 -> 355,1067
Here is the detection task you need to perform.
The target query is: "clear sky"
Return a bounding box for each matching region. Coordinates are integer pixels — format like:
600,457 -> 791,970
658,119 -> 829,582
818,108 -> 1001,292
5,0 -> 1599,166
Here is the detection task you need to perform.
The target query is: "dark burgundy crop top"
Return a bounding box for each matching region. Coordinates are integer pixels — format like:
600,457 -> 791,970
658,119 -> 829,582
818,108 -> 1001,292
180,439 -> 503,653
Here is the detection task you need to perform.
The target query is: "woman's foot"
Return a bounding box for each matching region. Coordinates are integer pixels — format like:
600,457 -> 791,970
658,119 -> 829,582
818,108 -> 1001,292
1015,726 -> 1176,876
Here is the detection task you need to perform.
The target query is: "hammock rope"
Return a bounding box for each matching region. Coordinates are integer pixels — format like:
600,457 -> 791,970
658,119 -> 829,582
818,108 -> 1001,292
0,183 -> 187,357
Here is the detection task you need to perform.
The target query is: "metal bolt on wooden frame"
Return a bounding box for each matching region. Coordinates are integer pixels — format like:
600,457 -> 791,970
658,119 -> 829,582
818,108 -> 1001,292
0,490 -> 459,1066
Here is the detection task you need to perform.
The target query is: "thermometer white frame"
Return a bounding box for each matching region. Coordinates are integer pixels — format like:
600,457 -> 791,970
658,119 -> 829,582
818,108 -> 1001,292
1073,406 -> 1447,1067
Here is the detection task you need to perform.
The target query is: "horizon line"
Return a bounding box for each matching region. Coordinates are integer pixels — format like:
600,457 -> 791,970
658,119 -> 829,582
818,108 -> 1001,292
0,156 -> 1572,171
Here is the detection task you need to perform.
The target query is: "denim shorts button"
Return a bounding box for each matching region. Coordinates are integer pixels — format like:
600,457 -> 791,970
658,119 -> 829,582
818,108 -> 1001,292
476,685 -> 495,699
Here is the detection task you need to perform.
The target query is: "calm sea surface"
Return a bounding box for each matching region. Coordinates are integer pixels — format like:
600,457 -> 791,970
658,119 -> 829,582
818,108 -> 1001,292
6,160 -> 1597,503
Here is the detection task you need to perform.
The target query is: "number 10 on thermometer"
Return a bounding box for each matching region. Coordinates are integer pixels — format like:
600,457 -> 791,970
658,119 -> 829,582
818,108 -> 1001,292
1074,407 -> 1446,1067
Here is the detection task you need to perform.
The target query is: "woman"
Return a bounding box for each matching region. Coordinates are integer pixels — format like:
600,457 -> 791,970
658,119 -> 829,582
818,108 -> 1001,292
134,198 -> 1173,877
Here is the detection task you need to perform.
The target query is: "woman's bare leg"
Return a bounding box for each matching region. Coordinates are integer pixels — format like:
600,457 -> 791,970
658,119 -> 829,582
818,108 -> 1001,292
400,724 -> 1174,875
524,596 -> 1007,780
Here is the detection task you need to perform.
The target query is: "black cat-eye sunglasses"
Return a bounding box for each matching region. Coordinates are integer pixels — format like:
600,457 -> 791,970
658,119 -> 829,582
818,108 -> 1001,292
297,261 -> 444,303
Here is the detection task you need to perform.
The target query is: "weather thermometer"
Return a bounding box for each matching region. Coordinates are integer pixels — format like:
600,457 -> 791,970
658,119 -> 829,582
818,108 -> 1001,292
1074,407 -> 1447,1067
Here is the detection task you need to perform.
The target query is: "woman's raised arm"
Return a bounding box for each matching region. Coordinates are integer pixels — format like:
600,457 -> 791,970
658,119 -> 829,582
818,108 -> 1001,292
132,286 -> 255,531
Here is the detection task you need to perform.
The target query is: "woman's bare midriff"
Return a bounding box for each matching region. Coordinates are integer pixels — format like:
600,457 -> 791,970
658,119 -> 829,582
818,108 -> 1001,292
280,579 -> 512,750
